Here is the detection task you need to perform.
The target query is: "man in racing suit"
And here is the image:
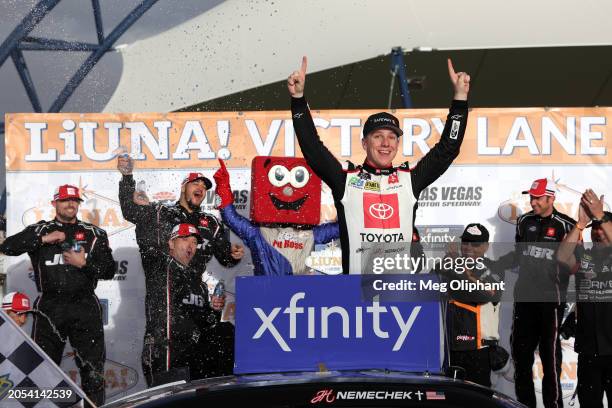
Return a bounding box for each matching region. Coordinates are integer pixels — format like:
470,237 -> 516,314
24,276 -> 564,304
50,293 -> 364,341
494,178 -> 575,408
557,192 -> 612,408
117,156 -> 244,273
287,56 -> 470,274
142,223 -> 226,386
0,185 -> 115,407
435,223 -> 506,387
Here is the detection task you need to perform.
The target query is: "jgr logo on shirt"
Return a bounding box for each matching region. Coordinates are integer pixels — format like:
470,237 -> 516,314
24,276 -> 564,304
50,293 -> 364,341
46,254 -> 66,266
522,245 -> 554,260
45,253 -> 87,266
183,293 -> 205,307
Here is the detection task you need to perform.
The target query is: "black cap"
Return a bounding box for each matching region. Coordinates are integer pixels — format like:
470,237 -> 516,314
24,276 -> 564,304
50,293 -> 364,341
362,112 -> 403,138
460,223 -> 490,243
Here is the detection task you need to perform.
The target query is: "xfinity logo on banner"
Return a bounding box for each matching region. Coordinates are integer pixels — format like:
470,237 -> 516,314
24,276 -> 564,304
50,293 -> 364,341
235,276 -> 441,374
252,292 -> 421,352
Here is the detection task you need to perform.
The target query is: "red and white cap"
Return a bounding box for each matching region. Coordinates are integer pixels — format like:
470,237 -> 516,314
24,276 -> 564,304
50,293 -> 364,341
53,184 -> 83,201
181,172 -> 212,189
2,292 -> 31,312
522,178 -> 556,198
170,223 -> 202,242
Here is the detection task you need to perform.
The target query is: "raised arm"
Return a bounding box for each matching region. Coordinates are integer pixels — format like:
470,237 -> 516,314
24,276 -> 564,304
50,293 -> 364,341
582,190 -> 612,242
117,155 -> 156,225
410,59 -> 470,196
214,159 -> 260,244
289,56 -> 346,199
557,201 -> 590,270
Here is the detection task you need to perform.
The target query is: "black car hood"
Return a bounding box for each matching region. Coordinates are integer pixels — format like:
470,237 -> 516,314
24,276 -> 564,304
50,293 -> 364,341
103,370 -> 525,408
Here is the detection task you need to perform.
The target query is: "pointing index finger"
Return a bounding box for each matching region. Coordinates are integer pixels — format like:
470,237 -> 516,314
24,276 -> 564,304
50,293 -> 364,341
447,58 -> 456,79
300,56 -> 308,75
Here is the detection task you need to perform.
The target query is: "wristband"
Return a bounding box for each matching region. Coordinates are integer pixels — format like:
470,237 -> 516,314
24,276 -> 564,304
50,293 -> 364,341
591,213 -> 611,224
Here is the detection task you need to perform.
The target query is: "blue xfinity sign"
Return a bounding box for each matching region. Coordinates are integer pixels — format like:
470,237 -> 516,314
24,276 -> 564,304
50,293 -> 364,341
235,275 -> 442,374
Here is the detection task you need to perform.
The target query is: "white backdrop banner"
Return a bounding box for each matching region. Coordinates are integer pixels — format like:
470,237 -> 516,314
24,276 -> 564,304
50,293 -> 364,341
4,108 -> 611,405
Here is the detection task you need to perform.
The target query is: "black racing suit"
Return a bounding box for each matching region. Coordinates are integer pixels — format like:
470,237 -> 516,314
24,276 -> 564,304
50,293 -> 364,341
436,256 -> 505,387
571,245 -> 612,408
494,209 -> 575,408
119,176 -> 238,385
140,248 -> 226,387
0,219 -> 115,406
119,174 -> 240,274
291,96 -> 468,274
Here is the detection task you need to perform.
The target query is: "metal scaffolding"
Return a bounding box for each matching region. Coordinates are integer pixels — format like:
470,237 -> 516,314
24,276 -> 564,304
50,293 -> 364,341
0,0 -> 159,132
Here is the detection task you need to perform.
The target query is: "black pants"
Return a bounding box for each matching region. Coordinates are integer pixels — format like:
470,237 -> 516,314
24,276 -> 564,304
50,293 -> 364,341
450,348 -> 492,387
511,302 -> 564,408
32,294 -> 106,407
141,334 -> 191,387
201,322 -> 235,378
577,354 -> 612,408
142,322 -> 235,387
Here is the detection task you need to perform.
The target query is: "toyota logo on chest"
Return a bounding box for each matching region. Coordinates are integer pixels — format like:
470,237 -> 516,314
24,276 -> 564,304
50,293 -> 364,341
362,192 -> 401,229
369,203 -> 394,220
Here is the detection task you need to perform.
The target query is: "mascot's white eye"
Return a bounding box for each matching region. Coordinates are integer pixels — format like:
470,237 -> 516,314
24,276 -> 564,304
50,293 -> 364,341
290,166 -> 310,188
268,165 -> 290,187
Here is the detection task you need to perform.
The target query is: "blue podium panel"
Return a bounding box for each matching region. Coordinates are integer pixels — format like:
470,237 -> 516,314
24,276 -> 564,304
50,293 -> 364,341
235,275 -> 442,374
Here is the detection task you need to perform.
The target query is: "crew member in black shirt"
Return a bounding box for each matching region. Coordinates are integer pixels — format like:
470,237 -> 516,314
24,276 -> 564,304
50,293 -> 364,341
0,184 -> 115,407
117,155 -> 244,274
495,178 -> 575,408
557,190 -> 612,408
142,223 -> 227,386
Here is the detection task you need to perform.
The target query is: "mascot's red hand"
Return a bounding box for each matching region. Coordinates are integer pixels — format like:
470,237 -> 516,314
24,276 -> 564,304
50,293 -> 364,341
213,159 -> 234,209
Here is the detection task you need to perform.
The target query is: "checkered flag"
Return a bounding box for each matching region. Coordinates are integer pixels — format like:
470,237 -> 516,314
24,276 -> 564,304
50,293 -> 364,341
0,310 -> 90,407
